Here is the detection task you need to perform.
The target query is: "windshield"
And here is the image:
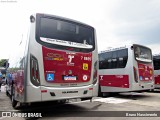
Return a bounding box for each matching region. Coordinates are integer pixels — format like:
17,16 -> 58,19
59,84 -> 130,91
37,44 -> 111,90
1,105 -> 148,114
134,45 -> 152,62
36,14 -> 95,52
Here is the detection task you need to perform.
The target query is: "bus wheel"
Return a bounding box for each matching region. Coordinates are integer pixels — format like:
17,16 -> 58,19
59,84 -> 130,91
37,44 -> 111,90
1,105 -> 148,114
59,100 -> 67,104
81,97 -> 92,101
149,89 -> 154,92
11,86 -> 17,108
17,103 -> 29,110
98,86 -> 103,97
11,95 -> 17,108
110,92 -> 119,96
102,92 -> 110,97
6,91 -> 9,96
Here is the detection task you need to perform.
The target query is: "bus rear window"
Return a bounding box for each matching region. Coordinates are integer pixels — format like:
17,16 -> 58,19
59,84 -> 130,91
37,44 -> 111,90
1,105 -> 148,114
134,46 -> 152,62
36,16 -> 95,52
153,56 -> 160,70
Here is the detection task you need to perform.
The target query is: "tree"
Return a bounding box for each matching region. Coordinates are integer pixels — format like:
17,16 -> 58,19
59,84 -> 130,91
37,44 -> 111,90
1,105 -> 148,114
0,59 -> 7,67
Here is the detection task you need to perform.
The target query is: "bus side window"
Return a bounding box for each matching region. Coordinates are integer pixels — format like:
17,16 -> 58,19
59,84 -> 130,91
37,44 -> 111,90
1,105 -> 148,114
112,51 -> 117,68
99,52 -> 112,69
99,49 -> 128,69
117,49 -> 128,68
99,53 -> 107,69
106,52 -> 112,69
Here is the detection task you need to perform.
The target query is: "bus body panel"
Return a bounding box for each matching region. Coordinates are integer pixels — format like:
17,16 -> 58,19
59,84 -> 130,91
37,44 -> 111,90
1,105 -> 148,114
99,47 -> 134,92
42,46 -> 92,84
138,63 -> 153,81
40,85 -> 94,101
99,75 -> 129,88
101,82 -> 154,92
26,86 -> 41,102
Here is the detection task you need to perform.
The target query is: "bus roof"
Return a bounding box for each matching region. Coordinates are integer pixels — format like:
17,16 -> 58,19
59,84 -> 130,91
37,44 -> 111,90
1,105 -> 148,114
99,45 -> 127,53
153,53 -> 160,57
99,44 -> 151,54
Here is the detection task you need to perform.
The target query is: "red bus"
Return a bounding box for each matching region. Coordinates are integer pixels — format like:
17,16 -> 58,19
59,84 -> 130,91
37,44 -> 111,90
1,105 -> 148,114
98,44 -> 154,96
6,13 -> 98,108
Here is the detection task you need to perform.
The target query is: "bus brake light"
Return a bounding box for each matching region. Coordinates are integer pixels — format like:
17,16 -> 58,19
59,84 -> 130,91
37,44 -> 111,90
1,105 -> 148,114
30,55 -> 40,86
133,66 -> 138,83
93,61 -> 98,84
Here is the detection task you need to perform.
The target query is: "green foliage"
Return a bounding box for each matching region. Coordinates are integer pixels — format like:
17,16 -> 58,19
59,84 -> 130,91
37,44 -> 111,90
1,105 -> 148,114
0,59 -> 7,67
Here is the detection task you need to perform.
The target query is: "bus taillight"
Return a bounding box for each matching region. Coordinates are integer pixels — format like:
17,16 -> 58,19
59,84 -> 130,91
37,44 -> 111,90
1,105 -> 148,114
30,55 -> 40,86
93,61 -> 98,84
133,66 -> 138,83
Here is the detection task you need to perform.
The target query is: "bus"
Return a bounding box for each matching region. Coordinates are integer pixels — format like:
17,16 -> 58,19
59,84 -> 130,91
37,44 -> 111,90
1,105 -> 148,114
98,44 -> 154,96
153,54 -> 160,89
0,67 -> 6,87
5,13 -> 98,108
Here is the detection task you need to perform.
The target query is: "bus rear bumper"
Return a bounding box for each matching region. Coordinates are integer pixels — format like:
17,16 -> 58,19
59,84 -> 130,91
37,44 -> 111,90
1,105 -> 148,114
25,84 -> 98,103
40,85 -> 97,101
155,84 -> 160,89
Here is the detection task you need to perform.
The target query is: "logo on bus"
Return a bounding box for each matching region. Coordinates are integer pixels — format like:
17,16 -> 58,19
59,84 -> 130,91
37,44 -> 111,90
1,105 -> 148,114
45,53 -> 63,61
67,55 -> 75,66
100,75 -> 103,80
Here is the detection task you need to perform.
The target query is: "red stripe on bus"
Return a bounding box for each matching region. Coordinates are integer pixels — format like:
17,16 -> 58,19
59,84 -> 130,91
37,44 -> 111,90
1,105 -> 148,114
99,75 -> 129,88
89,88 -> 93,90
155,75 -> 160,85
41,90 -> 47,93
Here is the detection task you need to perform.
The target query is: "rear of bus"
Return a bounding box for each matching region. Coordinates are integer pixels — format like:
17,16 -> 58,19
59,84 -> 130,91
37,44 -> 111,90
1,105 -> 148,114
25,13 -> 98,103
153,55 -> 160,88
132,44 -> 154,91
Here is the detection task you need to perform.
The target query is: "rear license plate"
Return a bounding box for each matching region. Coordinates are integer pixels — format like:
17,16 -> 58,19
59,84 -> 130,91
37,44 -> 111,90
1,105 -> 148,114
63,76 -> 77,81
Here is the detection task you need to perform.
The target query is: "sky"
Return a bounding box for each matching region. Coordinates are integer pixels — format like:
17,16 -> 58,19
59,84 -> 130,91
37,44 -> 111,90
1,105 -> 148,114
0,0 -> 160,59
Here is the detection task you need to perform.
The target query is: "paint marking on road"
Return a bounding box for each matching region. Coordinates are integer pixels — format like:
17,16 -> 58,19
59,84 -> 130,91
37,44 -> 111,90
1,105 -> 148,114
93,97 -> 130,104
0,117 -> 6,120
68,100 -> 90,104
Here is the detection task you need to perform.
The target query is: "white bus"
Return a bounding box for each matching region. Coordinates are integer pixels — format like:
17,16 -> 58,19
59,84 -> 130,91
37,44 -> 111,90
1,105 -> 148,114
98,44 -> 154,96
5,13 -> 98,108
153,54 -> 160,88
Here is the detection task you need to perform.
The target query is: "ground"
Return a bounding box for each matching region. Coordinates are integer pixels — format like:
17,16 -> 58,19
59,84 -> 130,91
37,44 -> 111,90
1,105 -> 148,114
0,89 -> 160,120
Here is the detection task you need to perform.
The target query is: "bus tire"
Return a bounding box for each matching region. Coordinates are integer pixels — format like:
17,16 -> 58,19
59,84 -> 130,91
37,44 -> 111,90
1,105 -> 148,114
11,96 -> 17,108
6,91 -> 9,96
110,92 -> 119,96
17,103 -> 29,110
81,97 -> 92,101
102,92 -> 110,97
11,86 -> 17,108
98,86 -> 103,97
149,89 -> 154,92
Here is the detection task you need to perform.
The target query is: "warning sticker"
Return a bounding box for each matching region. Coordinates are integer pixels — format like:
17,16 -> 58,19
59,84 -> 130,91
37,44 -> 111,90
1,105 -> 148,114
83,63 -> 88,70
